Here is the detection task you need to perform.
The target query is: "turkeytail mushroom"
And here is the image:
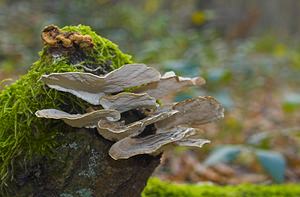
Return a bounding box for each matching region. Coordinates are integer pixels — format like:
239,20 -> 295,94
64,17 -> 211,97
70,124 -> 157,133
155,96 -> 224,130
109,127 -> 196,160
36,63 -> 224,161
97,110 -> 178,141
133,71 -> 205,99
35,108 -> 120,128
40,64 -> 161,105
107,96 -> 223,160
99,92 -> 158,112
174,138 -> 210,148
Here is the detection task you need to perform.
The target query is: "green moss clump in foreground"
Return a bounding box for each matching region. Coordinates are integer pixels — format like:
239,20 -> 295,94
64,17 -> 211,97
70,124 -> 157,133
0,25 -> 132,189
143,178 -> 300,197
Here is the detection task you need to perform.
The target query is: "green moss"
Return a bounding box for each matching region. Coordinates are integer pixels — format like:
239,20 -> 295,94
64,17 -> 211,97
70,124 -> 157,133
143,178 -> 300,197
61,25 -> 132,70
0,25 -> 133,190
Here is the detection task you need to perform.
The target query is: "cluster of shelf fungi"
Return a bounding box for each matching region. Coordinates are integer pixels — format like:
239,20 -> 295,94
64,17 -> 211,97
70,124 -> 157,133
35,63 -> 224,160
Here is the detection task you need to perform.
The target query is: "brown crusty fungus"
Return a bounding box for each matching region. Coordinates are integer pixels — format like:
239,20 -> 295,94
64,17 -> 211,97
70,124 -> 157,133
36,63 -> 224,160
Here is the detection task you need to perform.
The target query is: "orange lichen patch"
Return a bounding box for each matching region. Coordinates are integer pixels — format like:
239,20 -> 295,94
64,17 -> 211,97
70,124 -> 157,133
41,25 -> 93,49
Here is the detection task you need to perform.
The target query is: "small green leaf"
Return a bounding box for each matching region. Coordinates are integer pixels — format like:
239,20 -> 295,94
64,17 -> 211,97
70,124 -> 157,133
204,145 -> 242,166
255,150 -> 286,183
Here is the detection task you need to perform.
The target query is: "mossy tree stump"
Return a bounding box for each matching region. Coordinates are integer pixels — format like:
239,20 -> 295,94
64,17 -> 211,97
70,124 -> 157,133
0,25 -> 160,197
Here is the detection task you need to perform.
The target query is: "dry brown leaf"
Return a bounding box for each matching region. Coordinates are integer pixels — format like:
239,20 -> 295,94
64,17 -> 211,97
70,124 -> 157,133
194,164 -> 224,183
211,164 -> 235,177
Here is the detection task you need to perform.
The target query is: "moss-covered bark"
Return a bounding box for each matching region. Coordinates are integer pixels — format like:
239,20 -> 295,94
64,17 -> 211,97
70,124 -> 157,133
0,25 -> 160,196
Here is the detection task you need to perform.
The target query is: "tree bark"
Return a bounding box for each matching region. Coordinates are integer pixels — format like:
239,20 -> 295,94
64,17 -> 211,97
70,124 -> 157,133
14,128 -> 160,197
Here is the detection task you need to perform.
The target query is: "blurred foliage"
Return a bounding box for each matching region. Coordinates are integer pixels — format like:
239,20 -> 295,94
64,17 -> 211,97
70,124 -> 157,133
204,145 -> 242,166
0,0 -> 300,185
204,145 -> 286,183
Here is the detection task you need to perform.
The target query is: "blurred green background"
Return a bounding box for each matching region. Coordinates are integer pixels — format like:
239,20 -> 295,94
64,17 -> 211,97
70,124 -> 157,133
1,0 -> 300,185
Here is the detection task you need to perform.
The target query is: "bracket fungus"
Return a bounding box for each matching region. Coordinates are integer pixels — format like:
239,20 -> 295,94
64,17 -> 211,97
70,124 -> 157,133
133,71 -> 206,99
109,127 -> 197,160
35,108 -> 120,128
40,64 -> 161,105
97,110 -> 178,141
36,64 -> 224,160
99,92 -> 158,112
